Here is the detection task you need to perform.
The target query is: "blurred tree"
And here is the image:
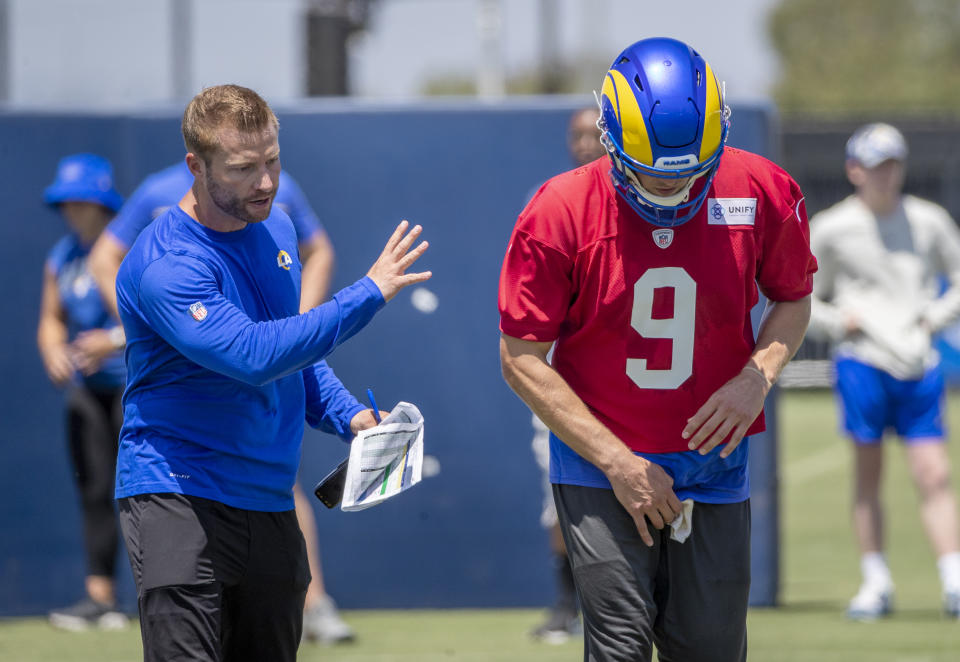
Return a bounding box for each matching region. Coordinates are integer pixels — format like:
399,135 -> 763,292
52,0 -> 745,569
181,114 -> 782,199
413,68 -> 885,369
769,0 -> 960,115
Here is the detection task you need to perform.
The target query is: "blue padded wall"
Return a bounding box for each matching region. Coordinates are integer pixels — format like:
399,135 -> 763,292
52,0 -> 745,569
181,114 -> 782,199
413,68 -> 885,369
0,98 -> 777,614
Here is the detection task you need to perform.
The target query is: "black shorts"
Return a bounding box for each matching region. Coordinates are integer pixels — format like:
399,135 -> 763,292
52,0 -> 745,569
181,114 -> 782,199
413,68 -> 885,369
118,493 -> 311,662
554,484 -> 750,662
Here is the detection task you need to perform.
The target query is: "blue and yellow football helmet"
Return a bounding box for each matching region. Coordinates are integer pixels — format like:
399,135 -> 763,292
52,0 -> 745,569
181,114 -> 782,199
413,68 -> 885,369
598,37 -> 730,227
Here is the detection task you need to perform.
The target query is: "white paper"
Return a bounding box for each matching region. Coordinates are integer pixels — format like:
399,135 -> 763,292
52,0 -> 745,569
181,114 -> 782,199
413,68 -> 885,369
341,401 -> 424,512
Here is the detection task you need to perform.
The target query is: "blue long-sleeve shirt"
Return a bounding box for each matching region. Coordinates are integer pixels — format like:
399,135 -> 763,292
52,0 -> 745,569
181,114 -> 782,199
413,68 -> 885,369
115,205 -> 383,510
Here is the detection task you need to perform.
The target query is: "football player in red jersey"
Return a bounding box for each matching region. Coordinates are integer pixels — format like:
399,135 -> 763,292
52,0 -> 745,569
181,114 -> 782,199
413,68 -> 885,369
499,38 -> 817,661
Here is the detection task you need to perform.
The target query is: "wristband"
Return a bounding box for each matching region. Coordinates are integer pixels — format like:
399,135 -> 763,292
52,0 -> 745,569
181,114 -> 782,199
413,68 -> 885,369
742,364 -> 772,390
108,325 -> 126,350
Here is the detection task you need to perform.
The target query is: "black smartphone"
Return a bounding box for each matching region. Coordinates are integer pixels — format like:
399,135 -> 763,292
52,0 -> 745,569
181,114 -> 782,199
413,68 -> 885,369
313,458 -> 349,509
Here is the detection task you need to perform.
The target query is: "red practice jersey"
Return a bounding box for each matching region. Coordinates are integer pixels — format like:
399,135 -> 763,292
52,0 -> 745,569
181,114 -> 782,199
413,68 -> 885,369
499,148 -> 817,454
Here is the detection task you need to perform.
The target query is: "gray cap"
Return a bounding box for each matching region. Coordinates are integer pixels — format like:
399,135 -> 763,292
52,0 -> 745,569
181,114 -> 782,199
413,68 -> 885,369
846,123 -> 908,168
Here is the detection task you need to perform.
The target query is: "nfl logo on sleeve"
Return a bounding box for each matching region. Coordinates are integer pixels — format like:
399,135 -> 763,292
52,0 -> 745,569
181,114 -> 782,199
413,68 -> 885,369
189,301 -> 208,322
707,198 -> 757,226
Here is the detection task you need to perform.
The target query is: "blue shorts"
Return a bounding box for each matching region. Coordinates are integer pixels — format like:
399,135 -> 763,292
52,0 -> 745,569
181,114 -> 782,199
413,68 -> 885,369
834,357 -> 945,443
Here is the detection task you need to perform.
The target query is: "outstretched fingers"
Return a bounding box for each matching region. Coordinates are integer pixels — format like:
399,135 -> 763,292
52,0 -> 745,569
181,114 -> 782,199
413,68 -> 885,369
398,239 -> 429,271
398,269 -> 433,289
392,221 -> 422,256
367,220 -> 432,302
383,220 -> 411,254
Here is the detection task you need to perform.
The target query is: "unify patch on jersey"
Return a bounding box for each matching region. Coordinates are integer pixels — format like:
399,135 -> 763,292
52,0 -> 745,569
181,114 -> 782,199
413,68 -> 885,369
189,301 -> 208,322
707,198 -> 758,226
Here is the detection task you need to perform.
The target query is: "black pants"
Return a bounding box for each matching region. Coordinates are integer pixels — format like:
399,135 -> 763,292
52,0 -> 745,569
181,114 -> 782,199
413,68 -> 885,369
66,385 -> 123,578
119,493 -> 311,662
554,484 -> 751,662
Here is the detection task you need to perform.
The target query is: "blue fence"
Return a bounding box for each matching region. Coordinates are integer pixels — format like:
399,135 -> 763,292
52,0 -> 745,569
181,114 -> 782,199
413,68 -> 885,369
0,98 -> 778,615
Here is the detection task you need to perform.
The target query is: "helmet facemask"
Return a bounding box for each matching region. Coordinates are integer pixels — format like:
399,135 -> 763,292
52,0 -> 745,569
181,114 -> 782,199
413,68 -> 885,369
601,124 -> 725,227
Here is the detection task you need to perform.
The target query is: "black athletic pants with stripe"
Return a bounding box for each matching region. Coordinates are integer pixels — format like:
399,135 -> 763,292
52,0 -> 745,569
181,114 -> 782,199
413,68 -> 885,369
119,493 -> 310,662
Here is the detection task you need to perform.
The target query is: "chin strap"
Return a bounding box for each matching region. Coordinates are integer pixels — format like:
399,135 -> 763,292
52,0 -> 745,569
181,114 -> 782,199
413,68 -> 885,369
621,166 -> 701,207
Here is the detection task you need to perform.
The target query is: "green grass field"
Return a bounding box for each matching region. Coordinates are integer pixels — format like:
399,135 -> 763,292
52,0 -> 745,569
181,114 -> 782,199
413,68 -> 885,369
3,389 -> 960,661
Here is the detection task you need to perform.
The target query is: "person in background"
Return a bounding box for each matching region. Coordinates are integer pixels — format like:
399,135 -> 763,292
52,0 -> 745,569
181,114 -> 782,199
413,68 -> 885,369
528,105 -> 607,644
567,106 -> 608,170
37,154 -> 129,631
114,84 -> 430,661
499,37 -> 816,660
807,122 -> 960,621
88,159 -> 352,644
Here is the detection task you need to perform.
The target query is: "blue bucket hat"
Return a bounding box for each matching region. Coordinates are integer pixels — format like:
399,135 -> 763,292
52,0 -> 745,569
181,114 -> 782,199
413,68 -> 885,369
43,153 -> 124,212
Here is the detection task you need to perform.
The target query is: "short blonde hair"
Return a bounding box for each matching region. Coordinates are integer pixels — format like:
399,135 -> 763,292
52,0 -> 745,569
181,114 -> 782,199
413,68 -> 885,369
182,84 -> 279,162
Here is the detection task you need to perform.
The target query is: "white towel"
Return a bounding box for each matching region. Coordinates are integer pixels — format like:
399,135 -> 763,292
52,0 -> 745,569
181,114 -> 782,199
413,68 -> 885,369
669,499 -> 695,543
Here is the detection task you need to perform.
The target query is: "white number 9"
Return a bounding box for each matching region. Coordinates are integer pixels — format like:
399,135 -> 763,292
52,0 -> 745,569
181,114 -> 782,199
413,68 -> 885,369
626,267 -> 696,390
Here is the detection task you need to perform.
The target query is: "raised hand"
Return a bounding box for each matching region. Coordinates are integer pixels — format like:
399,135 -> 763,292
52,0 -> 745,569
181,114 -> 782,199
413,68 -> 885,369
366,221 -> 432,302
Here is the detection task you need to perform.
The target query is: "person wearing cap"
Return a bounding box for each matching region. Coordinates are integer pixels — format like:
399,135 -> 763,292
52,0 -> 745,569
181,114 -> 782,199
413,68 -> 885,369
36,153 -> 129,631
808,122 -> 960,621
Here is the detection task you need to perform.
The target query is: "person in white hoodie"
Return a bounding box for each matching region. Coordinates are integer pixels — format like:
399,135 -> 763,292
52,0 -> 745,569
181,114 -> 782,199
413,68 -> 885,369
808,122 -> 960,621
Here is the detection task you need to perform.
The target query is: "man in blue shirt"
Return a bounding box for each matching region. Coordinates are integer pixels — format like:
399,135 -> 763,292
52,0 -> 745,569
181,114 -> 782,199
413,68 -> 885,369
115,84 -> 430,662
88,144 -> 352,645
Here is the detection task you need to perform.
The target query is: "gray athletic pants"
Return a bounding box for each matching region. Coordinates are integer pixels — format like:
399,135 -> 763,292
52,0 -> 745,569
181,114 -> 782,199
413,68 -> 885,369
554,484 -> 751,662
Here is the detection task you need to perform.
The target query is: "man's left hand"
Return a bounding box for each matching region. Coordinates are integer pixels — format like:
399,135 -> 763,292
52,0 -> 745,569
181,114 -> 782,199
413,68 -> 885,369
682,367 -> 770,458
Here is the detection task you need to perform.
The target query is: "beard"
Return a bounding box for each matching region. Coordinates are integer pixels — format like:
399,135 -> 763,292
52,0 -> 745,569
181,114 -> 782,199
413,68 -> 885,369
204,169 -> 274,224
